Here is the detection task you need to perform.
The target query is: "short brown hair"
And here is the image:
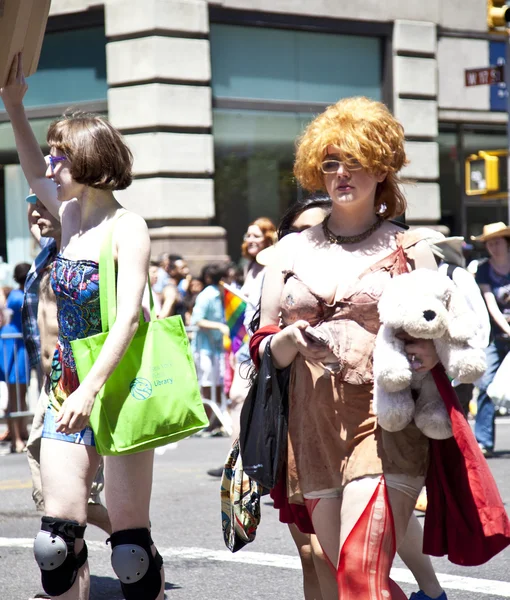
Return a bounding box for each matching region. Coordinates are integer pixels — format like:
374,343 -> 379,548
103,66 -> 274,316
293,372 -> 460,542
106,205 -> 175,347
294,97 -> 408,219
241,217 -> 277,258
47,112 -> 133,190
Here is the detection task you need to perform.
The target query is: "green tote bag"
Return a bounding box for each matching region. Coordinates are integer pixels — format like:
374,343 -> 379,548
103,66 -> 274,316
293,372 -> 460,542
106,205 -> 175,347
70,216 -> 208,455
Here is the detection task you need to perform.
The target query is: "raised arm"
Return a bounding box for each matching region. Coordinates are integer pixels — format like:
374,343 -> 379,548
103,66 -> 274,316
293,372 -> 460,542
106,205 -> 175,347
0,53 -> 61,219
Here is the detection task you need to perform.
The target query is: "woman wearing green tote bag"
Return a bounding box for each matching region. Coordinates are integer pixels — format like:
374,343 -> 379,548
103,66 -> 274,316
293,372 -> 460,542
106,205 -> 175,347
0,53 -> 198,600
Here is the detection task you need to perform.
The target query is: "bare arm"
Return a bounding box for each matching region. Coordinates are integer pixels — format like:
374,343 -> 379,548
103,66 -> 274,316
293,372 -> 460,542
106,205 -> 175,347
480,284 -> 510,336
196,319 -> 230,336
56,212 -> 150,433
259,235 -> 333,369
0,53 -> 61,219
190,290 -> 229,335
158,284 -> 177,319
259,242 -> 299,368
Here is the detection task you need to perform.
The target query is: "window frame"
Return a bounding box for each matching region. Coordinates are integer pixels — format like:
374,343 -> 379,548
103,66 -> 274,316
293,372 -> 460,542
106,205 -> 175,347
208,7 -> 393,113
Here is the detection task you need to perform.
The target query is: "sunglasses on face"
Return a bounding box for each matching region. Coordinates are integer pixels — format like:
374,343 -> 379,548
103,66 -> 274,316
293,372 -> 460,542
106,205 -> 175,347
48,155 -> 67,172
320,159 -> 363,174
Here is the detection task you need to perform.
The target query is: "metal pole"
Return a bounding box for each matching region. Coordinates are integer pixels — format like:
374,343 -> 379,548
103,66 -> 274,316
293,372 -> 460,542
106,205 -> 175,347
458,124 -> 467,239
506,30 -> 510,224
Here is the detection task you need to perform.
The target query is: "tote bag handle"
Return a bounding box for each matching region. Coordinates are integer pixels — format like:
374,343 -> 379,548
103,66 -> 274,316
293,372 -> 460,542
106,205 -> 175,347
99,211 -> 156,333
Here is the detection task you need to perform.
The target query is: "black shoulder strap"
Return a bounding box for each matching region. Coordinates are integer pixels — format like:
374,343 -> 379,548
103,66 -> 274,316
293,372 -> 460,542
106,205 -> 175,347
446,264 -> 457,280
389,219 -> 409,230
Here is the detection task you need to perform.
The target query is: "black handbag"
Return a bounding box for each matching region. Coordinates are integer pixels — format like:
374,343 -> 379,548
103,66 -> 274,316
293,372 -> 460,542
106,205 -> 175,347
239,341 -> 290,489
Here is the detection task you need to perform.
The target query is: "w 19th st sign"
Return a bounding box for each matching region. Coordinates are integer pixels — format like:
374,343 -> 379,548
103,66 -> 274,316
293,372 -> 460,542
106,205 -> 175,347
465,65 -> 504,86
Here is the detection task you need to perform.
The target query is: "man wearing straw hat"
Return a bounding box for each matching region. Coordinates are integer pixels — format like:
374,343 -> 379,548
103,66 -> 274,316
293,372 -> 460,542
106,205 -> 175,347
471,222 -> 510,456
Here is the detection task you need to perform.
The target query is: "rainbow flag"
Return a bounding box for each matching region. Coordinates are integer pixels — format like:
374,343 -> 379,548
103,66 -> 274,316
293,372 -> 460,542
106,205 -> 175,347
222,283 -> 250,354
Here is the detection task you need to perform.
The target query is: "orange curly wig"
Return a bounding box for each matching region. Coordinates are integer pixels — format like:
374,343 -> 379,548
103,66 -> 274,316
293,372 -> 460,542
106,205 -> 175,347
294,97 -> 408,219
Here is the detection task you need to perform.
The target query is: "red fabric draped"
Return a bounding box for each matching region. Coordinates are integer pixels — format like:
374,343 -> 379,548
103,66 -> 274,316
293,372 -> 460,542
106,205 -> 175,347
424,365 -> 510,566
269,475 -> 314,534
305,480 -> 406,600
336,480 -> 406,600
250,329 -> 510,567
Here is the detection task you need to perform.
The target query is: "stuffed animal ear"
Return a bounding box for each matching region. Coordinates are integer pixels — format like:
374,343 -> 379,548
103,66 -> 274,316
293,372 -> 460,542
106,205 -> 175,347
447,285 -> 476,343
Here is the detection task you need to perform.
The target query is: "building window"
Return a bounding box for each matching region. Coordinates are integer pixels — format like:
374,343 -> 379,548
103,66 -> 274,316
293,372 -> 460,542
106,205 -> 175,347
210,22 -> 383,258
24,26 -> 107,108
214,109 -> 312,255
210,24 -> 381,104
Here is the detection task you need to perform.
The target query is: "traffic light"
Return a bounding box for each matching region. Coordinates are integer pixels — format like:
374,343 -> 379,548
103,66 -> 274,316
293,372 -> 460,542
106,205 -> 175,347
488,0 -> 510,30
465,152 -> 500,195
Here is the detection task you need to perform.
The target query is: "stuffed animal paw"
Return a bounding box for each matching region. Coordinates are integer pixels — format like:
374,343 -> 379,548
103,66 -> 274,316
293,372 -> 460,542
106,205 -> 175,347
373,378 -> 415,432
413,373 -> 452,440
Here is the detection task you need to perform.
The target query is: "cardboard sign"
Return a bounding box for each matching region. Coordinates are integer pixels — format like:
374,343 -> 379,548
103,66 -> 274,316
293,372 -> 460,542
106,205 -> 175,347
0,0 -> 51,88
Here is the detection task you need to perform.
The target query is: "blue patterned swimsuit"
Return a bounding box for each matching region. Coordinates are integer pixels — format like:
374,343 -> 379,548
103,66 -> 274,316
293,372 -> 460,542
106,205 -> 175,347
42,255 -> 101,445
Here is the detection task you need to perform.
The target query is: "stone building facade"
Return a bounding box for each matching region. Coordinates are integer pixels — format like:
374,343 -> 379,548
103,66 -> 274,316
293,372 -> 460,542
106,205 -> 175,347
0,0 -> 505,269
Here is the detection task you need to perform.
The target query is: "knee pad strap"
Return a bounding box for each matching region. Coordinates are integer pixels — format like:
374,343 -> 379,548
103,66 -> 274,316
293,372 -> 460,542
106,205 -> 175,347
34,516 -> 88,597
109,528 -> 163,600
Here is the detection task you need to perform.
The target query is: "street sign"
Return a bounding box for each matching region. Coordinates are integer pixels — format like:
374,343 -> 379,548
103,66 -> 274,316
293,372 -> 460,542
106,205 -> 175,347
465,65 -> 504,86
490,41 -> 507,111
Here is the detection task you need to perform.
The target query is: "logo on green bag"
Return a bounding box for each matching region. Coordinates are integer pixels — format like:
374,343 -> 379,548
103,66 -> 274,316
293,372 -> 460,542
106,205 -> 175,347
130,378 -> 153,400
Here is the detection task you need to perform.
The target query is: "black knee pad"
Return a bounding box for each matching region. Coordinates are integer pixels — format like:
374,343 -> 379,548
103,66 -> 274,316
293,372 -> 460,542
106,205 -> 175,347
108,528 -> 163,600
33,516 -> 88,597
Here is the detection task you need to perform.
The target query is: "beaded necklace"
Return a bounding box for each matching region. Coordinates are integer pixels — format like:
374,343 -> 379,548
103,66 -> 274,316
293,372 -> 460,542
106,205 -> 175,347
321,216 -> 383,245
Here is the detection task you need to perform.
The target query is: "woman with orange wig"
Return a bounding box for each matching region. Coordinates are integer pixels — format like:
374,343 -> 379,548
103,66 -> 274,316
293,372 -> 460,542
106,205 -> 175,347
256,97 -> 445,600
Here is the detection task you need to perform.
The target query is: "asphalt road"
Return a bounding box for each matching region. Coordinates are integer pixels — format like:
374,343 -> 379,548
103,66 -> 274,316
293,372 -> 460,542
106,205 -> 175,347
1,419 -> 510,600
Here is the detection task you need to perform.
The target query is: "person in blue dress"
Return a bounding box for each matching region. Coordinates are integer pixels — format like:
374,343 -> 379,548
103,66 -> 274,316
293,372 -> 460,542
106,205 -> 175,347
1,261 -> 31,453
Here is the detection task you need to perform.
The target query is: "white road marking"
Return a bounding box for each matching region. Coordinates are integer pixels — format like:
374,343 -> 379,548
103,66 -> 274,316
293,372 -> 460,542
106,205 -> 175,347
1,538 -> 509,597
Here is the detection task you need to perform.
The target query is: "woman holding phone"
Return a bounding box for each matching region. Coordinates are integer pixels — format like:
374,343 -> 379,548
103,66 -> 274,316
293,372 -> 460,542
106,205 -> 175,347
257,97 -> 445,600
261,196 -> 446,600
1,54 -> 165,600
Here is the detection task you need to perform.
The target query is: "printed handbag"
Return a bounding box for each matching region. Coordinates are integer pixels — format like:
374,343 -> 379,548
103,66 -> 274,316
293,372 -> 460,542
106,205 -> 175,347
70,214 -> 208,455
220,439 -> 263,553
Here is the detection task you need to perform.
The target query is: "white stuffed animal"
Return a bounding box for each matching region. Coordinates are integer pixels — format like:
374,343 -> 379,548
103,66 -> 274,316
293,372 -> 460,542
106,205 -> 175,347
373,268 -> 487,440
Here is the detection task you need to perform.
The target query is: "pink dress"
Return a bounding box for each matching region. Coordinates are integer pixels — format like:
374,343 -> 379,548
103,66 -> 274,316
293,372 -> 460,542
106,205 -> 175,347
280,230 -> 430,503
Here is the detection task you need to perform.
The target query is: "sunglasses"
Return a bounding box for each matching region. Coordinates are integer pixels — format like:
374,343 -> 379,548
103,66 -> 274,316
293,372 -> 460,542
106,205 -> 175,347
48,155 -> 67,172
320,159 -> 363,174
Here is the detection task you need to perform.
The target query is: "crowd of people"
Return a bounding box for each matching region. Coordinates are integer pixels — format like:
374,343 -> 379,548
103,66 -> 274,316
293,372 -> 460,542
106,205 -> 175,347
0,51 -> 510,600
